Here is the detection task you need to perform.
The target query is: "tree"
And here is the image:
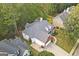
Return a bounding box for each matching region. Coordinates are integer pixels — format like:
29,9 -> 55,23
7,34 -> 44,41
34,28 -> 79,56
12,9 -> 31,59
47,16 -> 53,24
0,3 -> 77,40
49,3 -> 77,16
0,4 -> 50,40
65,4 -> 79,41
0,4 -> 19,40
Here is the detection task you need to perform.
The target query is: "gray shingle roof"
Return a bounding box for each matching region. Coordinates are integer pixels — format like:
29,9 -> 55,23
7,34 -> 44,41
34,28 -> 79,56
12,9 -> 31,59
54,6 -> 74,23
0,41 -> 19,55
0,38 -> 29,56
59,11 -> 69,22
23,20 -> 54,43
54,10 -> 69,23
9,38 -> 28,49
9,38 -> 29,56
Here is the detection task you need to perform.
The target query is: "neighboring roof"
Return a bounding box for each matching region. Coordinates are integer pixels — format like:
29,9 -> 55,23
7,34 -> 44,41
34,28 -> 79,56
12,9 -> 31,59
0,49 -> 8,56
23,20 -> 54,43
0,38 -> 29,56
54,6 -> 74,23
9,38 -> 28,49
9,38 -> 29,56
0,41 -> 19,55
54,10 -> 69,23
59,11 -> 69,22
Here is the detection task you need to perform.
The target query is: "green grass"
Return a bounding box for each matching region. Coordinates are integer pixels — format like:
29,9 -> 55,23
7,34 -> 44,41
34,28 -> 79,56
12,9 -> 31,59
38,51 -> 54,56
30,48 -> 54,56
30,47 -> 39,56
54,29 -> 76,53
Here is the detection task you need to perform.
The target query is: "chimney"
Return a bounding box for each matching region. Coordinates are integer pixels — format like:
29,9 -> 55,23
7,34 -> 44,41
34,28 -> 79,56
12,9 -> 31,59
40,17 -> 43,21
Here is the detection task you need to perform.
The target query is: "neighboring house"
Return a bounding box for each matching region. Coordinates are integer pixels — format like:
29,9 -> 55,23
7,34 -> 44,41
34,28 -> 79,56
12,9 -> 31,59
53,6 -> 74,28
0,37 -> 30,56
0,42 -> 19,56
22,18 -> 55,47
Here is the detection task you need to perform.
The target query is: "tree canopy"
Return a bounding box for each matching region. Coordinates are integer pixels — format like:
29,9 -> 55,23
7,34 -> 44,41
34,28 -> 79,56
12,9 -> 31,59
65,4 -> 79,41
0,3 -> 77,40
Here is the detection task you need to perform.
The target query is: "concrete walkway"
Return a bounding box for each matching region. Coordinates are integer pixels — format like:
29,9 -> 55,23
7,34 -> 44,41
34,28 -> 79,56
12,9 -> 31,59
70,39 -> 79,56
44,43 -> 70,56
31,43 -> 70,56
73,44 -> 79,56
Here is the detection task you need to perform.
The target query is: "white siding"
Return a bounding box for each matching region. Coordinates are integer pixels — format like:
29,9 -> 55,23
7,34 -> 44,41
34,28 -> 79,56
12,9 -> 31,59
22,32 -> 29,40
31,38 -> 45,46
45,40 -> 51,46
23,50 -> 30,56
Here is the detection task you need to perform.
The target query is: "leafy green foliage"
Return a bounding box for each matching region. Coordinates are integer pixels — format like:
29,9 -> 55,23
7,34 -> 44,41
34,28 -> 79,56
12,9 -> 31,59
65,4 -> 79,42
0,3 -> 77,41
49,3 -> 77,16
0,4 -> 49,40
0,4 -> 19,40
47,16 -> 53,24
38,51 -> 54,56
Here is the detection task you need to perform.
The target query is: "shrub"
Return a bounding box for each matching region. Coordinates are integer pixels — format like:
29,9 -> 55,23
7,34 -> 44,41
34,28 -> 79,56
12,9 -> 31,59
38,51 -> 54,56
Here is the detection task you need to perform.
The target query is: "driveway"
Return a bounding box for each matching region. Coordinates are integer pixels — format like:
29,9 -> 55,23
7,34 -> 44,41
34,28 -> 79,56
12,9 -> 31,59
31,42 -> 70,56
45,43 -> 69,56
44,43 -> 70,56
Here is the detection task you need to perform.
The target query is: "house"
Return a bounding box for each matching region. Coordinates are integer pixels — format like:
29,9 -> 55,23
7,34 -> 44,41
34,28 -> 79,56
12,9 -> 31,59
0,37 -> 30,56
53,6 -> 74,28
22,18 -> 55,47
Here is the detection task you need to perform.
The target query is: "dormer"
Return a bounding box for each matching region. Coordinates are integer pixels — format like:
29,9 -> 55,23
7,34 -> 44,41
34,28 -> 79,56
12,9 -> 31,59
45,25 -> 52,32
48,25 -> 52,30
45,27 -> 49,32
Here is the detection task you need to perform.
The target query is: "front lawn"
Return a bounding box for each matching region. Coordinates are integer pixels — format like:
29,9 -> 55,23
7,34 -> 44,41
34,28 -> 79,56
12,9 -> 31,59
30,47 -> 54,56
38,51 -> 54,56
30,47 -> 39,56
53,28 -> 77,53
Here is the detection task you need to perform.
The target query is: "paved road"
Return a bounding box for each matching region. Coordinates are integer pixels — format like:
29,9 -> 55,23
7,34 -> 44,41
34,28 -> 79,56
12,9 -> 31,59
44,43 -> 70,56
